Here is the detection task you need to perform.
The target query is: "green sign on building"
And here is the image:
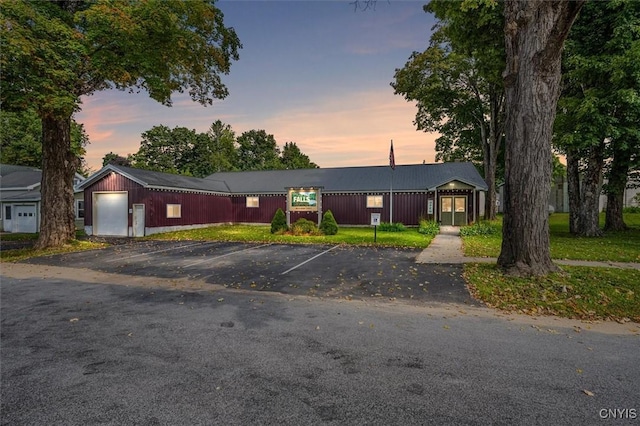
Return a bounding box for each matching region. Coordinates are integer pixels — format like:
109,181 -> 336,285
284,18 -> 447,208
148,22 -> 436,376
289,189 -> 319,211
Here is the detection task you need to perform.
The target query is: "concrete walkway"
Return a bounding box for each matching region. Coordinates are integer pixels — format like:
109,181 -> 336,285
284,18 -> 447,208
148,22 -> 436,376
416,226 -> 640,270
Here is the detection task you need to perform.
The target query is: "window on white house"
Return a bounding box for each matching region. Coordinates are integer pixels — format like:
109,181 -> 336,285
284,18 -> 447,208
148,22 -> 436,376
167,204 -> 182,218
246,197 -> 259,208
366,195 -> 383,208
76,200 -> 85,219
4,205 -> 11,220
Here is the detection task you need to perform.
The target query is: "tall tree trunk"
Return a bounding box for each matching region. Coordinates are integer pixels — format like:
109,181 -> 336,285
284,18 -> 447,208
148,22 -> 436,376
566,148 -> 581,235
484,91 -> 503,221
577,142 -> 604,236
34,114 -> 79,249
604,144 -> 631,231
498,0 -> 583,276
484,153 -> 498,220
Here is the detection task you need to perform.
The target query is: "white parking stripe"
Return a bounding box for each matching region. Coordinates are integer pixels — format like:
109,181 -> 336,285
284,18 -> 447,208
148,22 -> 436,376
280,245 -> 341,275
183,243 -> 272,268
105,241 -> 210,262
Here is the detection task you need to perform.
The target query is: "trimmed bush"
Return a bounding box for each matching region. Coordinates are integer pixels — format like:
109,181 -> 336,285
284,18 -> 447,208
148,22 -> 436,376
290,218 -> 320,235
378,222 -> 406,232
418,219 -> 439,236
320,210 -> 339,235
270,208 -> 288,234
459,221 -> 500,236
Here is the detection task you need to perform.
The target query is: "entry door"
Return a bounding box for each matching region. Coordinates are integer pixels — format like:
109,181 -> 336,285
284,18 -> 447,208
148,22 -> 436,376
132,204 -> 145,237
453,196 -> 467,226
441,197 -> 453,226
14,205 -> 37,233
440,196 -> 467,226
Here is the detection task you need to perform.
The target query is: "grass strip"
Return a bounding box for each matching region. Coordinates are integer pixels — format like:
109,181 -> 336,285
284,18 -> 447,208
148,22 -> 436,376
462,213 -> 640,262
464,263 -> 640,322
146,224 -> 434,248
0,240 -> 107,262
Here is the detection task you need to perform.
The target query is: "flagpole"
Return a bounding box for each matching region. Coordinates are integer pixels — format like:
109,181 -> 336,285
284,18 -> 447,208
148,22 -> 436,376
390,169 -> 393,224
389,139 -> 394,224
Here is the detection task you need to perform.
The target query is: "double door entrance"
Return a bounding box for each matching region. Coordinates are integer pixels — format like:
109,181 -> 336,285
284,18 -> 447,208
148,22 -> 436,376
440,196 -> 467,226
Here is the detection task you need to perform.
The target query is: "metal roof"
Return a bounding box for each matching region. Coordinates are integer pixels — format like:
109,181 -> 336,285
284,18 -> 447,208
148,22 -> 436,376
205,163 -> 488,194
1,164 -> 85,196
82,162 -> 487,195
79,164 -> 231,193
0,168 -> 42,191
0,190 -> 41,202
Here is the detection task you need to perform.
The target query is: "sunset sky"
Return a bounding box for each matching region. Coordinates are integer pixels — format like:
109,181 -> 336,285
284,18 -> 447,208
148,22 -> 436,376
76,1 -> 439,172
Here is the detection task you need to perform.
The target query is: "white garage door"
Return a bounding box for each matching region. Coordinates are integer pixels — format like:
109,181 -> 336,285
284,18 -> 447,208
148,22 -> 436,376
14,205 -> 37,233
94,192 -> 128,236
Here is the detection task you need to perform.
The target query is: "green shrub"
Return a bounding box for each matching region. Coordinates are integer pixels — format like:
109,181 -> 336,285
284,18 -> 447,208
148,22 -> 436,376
320,210 -> 339,235
418,219 -> 439,236
623,206 -> 640,214
459,221 -> 500,236
378,222 -> 406,232
290,218 -> 321,235
270,208 -> 288,234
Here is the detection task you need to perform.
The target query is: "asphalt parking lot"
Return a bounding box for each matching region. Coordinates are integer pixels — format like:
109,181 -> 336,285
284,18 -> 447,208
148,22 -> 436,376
23,240 -> 478,305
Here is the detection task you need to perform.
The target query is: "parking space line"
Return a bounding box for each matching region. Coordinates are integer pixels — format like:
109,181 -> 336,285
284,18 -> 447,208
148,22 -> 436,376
280,245 -> 341,275
105,241 -> 210,262
184,243 -> 272,268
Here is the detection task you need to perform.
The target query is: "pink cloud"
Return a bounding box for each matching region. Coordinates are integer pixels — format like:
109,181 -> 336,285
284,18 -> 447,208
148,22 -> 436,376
77,87 -> 439,173
259,89 -> 438,168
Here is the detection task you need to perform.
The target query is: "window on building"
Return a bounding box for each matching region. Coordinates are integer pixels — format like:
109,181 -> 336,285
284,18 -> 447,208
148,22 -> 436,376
366,195 -> 383,208
76,200 -> 85,219
167,204 -> 182,218
246,196 -> 259,208
4,205 -> 11,220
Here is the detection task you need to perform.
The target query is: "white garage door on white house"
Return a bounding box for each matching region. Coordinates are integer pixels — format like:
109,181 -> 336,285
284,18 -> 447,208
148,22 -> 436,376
13,205 -> 38,233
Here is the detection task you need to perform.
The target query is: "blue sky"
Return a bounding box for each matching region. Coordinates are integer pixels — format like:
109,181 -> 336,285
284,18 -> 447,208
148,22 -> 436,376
77,1 -> 438,172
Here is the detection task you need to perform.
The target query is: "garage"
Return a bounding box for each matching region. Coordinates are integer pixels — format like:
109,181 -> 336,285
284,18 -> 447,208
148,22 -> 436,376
93,192 -> 128,236
13,205 -> 38,233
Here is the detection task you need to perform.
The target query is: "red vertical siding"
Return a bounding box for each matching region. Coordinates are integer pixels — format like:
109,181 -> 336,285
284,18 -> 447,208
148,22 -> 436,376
84,170 -> 481,231
231,195 -> 286,223
321,192 -> 431,226
84,173 -> 145,227
84,173 -> 232,228
146,191 -> 232,227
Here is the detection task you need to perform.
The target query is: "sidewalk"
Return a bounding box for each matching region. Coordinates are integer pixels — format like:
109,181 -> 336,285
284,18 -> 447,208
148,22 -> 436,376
416,226 -> 640,270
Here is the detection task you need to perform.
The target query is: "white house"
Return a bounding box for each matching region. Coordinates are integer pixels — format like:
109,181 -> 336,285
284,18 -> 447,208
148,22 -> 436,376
0,164 -> 85,233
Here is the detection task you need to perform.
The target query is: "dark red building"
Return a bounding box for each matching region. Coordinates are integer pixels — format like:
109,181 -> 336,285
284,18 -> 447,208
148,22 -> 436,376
79,163 -> 487,236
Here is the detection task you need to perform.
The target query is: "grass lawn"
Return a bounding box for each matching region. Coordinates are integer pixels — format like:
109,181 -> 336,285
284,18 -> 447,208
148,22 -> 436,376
462,213 -> 640,262
0,239 -> 107,262
147,224 -> 435,248
465,263 -> 640,323
462,213 -> 640,322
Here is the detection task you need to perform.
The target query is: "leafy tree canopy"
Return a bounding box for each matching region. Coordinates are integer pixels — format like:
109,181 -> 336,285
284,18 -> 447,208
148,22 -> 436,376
122,123 -> 319,176
236,129 -> 283,171
280,142 -> 318,170
392,0 -> 505,219
1,0 -> 242,248
102,152 -> 133,168
0,109 -> 90,175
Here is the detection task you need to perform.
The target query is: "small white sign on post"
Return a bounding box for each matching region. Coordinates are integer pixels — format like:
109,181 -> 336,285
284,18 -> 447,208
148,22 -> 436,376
371,213 -> 381,226
427,199 -> 434,215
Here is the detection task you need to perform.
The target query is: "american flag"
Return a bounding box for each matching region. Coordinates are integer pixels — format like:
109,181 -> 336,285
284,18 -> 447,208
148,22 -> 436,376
389,140 -> 395,170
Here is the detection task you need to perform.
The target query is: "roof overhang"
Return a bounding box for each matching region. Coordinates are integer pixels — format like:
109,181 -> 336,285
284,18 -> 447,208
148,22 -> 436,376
78,164 -> 147,189
428,177 -> 487,192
